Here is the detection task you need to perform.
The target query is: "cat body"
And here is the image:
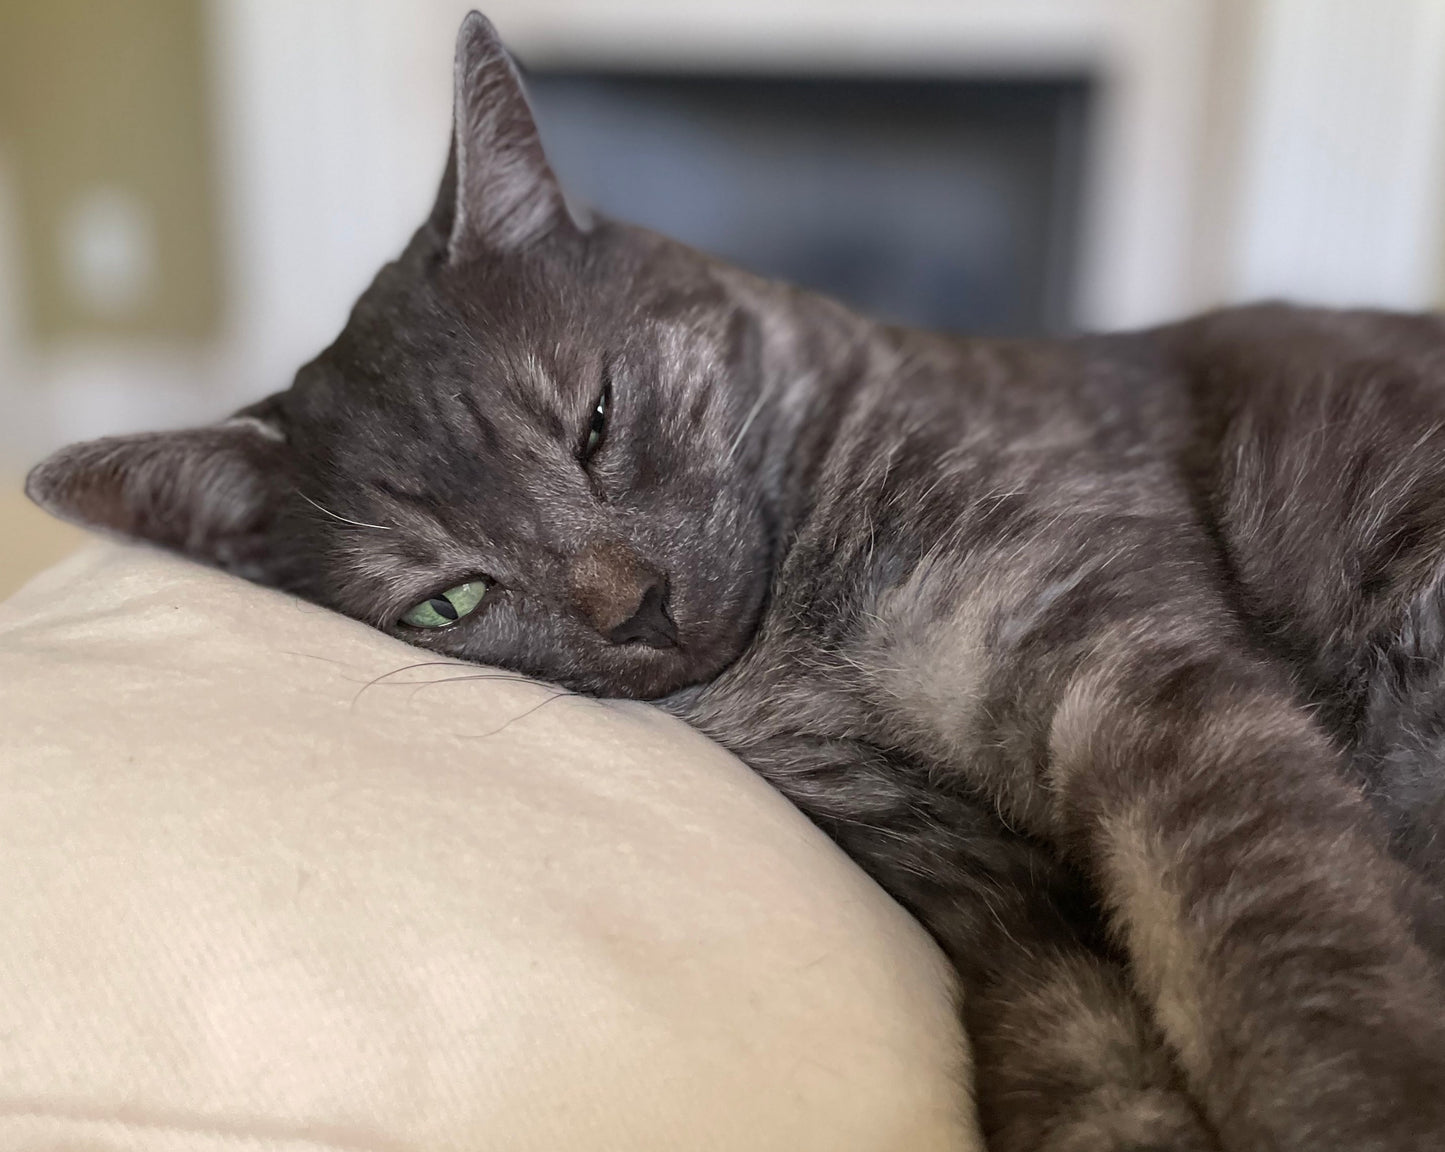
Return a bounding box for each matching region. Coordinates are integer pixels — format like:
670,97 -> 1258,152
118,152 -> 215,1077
671,294 -> 1445,1150
27,13 -> 1445,1150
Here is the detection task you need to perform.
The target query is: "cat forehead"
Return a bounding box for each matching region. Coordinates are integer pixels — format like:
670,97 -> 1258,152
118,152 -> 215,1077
305,290 -> 734,413
277,214 -> 753,469
287,370 -> 574,499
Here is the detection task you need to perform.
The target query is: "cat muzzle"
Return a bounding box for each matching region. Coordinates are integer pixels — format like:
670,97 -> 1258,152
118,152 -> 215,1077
569,539 -> 678,649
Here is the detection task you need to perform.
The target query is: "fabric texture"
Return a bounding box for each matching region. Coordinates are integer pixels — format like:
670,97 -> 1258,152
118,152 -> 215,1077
0,544 -> 977,1152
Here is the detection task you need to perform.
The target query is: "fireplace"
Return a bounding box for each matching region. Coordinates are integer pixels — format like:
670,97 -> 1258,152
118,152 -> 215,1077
528,72 -> 1090,336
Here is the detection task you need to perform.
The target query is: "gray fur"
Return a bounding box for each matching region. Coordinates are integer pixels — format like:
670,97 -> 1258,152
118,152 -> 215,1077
26,12 -> 1445,1150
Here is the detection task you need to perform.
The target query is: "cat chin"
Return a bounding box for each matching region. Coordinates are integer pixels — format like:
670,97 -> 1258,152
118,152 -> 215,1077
575,649 -> 719,702
543,628 -> 751,701
559,579 -> 769,700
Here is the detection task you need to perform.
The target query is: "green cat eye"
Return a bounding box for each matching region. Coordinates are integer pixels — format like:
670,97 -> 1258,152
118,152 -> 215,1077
400,580 -> 488,628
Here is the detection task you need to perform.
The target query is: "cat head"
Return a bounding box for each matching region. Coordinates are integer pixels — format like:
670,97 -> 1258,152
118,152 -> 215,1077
25,12 -> 801,699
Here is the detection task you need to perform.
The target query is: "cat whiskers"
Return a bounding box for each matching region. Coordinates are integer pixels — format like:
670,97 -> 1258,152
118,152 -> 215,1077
297,491 -> 394,531
728,392 -> 768,462
456,685 -> 581,739
350,660 -> 548,705
347,661 -> 586,739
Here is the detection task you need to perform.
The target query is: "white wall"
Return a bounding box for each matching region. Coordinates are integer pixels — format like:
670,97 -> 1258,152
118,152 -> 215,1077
3,0 -> 1445,472
1219,0 -> 1445,309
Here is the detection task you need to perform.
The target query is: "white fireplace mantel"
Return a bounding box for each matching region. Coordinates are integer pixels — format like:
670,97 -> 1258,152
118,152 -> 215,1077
467,0 -> 1224,332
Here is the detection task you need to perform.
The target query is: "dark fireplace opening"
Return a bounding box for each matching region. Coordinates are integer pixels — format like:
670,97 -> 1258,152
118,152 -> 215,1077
526,71 -> 1092,336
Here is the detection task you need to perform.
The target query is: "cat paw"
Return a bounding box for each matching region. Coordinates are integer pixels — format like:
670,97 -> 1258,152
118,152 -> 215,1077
991,1085 -> 1218,1152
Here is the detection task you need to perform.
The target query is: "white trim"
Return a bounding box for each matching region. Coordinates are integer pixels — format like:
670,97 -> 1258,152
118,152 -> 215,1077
1223,0 -> 1445,310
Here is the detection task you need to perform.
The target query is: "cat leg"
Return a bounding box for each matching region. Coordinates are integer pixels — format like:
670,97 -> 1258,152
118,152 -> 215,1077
1048,633 -> 1445,1151
1354,576 -> 1445,958
772,748 -> 1220,1152
968,948 -> 1215,1152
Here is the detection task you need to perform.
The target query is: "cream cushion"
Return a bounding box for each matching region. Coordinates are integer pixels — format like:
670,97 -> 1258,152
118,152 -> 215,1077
0,479 -> 84,599
0,544 -> 977,1152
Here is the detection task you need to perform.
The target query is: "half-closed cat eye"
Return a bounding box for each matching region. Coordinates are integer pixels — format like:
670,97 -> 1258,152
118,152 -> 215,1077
581,377 -> 611,462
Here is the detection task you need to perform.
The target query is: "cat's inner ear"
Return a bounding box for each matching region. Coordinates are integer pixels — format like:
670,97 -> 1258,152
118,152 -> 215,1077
435,10 -> 576,258
25,413 -> 294,582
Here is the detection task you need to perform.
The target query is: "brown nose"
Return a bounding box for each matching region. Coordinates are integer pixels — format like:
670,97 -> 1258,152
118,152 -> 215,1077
568,540 -> 678,649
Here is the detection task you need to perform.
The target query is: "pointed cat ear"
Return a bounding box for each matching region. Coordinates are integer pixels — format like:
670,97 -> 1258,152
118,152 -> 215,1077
25,405 -> 294,581
431,11 -> 574,258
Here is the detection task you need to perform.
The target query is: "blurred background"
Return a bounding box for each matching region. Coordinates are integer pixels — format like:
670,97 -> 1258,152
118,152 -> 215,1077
3,0 -> 1445,594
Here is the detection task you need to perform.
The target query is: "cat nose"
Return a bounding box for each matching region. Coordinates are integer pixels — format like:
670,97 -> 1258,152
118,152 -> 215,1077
607,579 -> 678,649
568,540 -> 678,649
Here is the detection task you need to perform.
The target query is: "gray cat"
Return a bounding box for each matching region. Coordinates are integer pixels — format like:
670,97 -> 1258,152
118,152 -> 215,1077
28,13 -> 1445,1150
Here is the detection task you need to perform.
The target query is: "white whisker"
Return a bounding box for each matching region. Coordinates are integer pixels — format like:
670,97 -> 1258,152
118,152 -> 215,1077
729,392 -> 768,461
297,491 -> 394,531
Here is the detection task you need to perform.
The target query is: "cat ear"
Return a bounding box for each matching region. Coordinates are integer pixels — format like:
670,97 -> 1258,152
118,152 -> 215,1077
25,404 -> 294,581
433,11 -> 573,258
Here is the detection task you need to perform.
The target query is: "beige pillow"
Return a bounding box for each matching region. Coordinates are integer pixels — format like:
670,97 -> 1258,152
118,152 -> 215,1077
0,479 -> 84,599
0,544 -> 977,1152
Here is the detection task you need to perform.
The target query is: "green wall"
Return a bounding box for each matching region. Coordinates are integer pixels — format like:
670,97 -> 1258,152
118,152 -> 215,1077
0,0 -> 222,341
